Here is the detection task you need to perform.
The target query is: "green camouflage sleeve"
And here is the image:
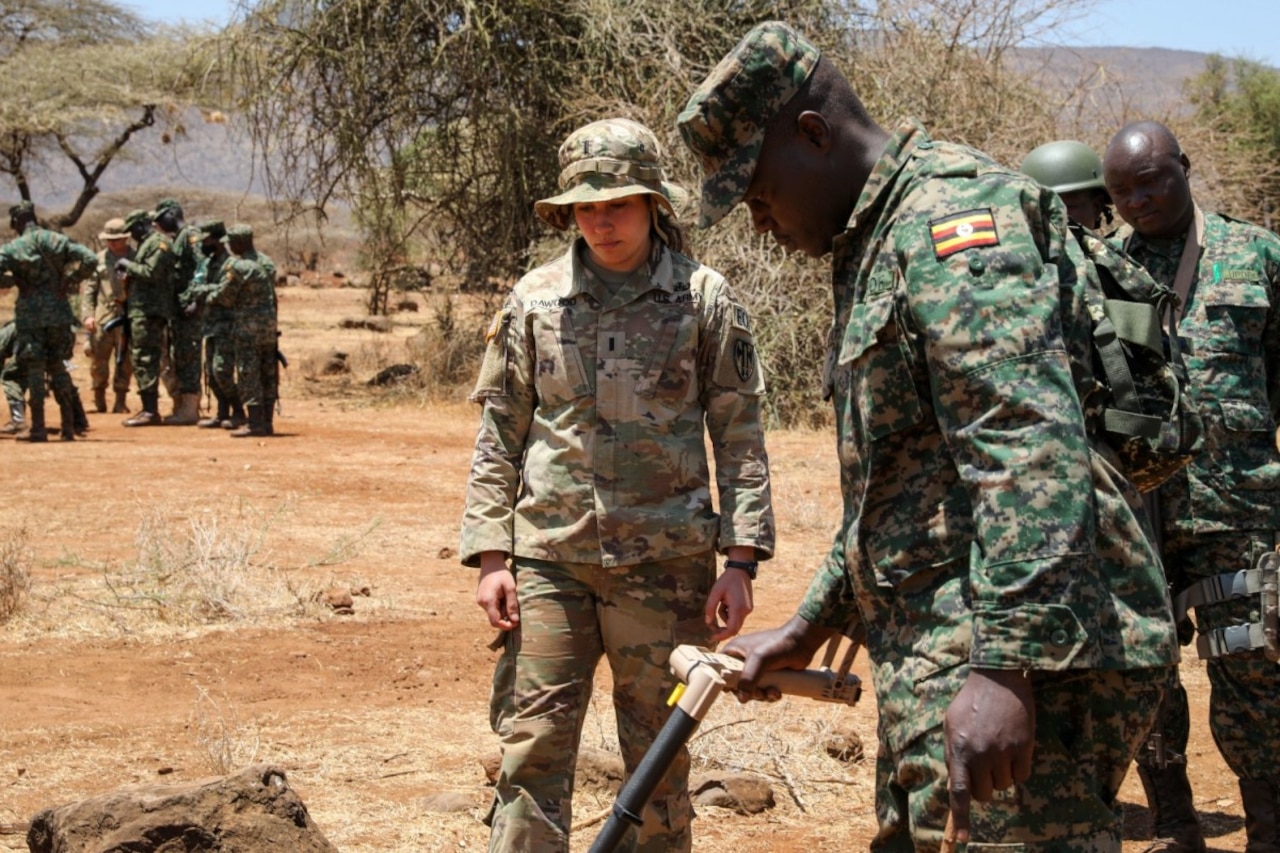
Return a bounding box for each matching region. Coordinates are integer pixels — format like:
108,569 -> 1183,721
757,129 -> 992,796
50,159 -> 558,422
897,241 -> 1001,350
1259,233 -> 1280,420
459,295 -> 536,567
905,176 -> 1097,669
120,236 -> 173,284
698,274 -> 776,559
795,526 -> 865,637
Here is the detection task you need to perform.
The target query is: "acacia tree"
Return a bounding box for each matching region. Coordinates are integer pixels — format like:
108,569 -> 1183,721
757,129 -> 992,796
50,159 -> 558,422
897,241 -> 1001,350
0,0 -> 216,228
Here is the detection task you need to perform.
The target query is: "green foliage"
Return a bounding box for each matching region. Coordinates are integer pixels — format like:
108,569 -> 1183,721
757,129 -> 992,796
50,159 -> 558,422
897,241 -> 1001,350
1186,55 -> 1280,229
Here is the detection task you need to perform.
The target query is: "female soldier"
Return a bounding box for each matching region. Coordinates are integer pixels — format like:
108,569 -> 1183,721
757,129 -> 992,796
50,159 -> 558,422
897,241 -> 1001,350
461,117 -> 775,852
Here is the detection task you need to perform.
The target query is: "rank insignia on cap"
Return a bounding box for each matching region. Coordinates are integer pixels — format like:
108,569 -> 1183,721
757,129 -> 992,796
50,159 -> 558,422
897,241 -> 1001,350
929,209 -> 999,260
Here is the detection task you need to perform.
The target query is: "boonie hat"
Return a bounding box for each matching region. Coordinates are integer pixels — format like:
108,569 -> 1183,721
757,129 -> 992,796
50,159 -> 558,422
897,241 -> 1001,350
677,21 -> 820,228
534,118 -> 685,231
99,217 -> 129,241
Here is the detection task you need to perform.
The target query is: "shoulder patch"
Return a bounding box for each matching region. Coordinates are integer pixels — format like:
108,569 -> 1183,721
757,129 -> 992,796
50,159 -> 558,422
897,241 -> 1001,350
929,208 -> 999,260
731,303 -> 751,332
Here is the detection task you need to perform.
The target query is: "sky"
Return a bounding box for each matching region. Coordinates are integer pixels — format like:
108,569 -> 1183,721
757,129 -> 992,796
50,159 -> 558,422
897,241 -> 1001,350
1050,0 -> 1280,68
123,0 -> 1279,68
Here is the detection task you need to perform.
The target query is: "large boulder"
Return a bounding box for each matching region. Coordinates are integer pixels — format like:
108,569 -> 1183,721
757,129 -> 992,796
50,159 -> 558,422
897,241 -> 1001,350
26,764 -> 337,853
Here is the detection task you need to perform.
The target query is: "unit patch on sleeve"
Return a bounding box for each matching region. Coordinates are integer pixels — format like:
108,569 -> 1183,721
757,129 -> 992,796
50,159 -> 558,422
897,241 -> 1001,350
929,209 -> 1000,260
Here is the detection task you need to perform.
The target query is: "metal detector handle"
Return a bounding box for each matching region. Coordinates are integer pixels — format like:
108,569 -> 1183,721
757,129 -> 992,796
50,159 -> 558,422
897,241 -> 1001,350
668,645 -> 862,710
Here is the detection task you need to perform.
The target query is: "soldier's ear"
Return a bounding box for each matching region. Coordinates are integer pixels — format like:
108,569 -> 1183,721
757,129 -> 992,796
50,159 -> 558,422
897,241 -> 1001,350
796,111 -> 831,152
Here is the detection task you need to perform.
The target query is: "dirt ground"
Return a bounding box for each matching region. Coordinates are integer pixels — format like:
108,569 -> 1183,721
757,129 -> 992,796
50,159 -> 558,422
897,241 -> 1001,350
0,283 -> 1250,851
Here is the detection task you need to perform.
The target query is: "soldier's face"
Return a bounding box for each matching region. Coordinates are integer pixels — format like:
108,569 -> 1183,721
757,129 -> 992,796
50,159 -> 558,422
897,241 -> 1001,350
106,238 -> 129,255
742,112 -> 846,258
1059,189 -> 1110,231
1104,140 -> 1193,239
573,194 -> 653,273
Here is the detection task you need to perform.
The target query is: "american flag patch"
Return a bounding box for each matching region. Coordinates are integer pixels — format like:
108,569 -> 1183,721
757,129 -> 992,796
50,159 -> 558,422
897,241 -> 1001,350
929,209 -> 999,260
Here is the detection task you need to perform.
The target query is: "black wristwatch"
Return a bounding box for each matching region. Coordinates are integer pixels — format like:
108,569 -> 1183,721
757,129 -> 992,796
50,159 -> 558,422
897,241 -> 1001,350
725,559 -> 758,580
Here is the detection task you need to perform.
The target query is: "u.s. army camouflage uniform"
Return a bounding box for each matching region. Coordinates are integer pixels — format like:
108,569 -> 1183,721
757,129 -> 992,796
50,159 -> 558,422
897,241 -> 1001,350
84,245 -> 135,402
677,22 -> 1178,851
1120,212 -> 1280,792
461,237 -> 775,853
118,228 -> 176,396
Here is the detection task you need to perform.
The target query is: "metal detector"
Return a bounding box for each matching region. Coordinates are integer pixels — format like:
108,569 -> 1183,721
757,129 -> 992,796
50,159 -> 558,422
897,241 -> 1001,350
589,639 -> 863,853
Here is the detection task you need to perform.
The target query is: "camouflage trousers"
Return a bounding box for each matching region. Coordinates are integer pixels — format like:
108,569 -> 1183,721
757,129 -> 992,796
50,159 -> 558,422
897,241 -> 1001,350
1156,530 -> 1280,780
486,552 -> 715,853
86,325 -> 133,394
232,332 -> 277,408
203,331 -> 237,403
16,323 -> 78,419
1,354 -> 22,417
128,313 -> 168,395
873,665 -> 1173,852
171,312 -> 202,395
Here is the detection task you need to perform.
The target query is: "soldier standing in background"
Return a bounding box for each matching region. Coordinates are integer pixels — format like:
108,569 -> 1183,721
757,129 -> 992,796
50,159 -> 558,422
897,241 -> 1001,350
116,208 -> 172,427
1105,120 -> 1280,853
81,216 -> 134,414
153,198 -> 202,425
185,220 -> 243,429
0,201 -> 98,441
0,319 -> 26,435
678,22 -> 1178,851
198,224 -> 277,438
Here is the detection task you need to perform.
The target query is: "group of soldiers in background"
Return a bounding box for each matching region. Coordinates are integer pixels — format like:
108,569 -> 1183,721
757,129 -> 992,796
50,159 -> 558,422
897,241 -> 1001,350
0,197 -> 281,442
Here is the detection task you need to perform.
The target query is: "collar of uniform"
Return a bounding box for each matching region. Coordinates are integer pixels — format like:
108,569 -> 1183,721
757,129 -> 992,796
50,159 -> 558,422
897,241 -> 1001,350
843,117 -> 929,238
564,237 -> 676,301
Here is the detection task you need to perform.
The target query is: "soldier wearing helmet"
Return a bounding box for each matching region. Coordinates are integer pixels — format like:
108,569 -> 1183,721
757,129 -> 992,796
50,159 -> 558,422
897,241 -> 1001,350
462,117 -> 775,851
1021,139 -> 1113,231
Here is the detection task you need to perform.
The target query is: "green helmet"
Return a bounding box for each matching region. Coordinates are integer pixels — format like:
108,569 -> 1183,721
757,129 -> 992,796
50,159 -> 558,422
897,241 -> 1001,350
1020,140 -> 1107,195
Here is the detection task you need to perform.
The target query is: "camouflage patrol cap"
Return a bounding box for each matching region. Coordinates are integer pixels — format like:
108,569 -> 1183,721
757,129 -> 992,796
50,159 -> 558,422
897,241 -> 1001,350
199,219 -> 227,240
677,21 -> 820,228
225,223 -> 253,240
123,209 -> 152,231
153,197 -> 183,217
534,118 -> 685,231
8,200 -> 34,220
99,217 -> 129,240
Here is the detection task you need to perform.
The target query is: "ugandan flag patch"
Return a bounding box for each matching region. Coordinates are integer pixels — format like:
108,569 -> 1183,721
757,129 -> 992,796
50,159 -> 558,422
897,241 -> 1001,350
929,209 -> 999,260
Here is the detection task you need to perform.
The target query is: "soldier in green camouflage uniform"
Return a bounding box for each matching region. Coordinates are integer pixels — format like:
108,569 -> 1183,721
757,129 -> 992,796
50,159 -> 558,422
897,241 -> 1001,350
461,117 -> 775,853
184,221 -> 243,429
155,198 -> 203,425
0,319 -> 25,434
0,202 -> 98,441
196,224 -> 277,438
1023,139 -> 1206,852
116,208 -> 173,427
678,23 -> 1178,852
1105,120 -> 1280,853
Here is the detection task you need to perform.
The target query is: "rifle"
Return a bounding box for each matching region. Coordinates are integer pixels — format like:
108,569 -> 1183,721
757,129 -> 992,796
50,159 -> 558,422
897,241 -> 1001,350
102,303 -> 130,368
589,641 -> 862,853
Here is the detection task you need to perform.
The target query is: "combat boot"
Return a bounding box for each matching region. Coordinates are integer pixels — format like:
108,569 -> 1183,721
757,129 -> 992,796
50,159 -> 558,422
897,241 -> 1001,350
263,398 -> 276,436
0,398 -> 25,435
230,404 -> 268,438
93,386 -> 107,413
123,389 -> 161,427
1138,764 -> 1206,853
199,396 -> 229,429
224,401 -> 246,430
24,384 -> 47,442
1241,778 -> 1280,853
72,392 -> 89,435
112,391 -> 129,414
164,392 -> 201,426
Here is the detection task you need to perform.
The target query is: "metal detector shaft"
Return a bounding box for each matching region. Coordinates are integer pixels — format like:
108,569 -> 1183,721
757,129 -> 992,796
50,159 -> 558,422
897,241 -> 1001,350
588,644 -> 861,853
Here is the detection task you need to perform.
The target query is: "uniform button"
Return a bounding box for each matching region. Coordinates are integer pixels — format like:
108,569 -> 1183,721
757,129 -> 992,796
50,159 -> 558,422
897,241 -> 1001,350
1051,629 -> 1069,646
967,253 -> 985,275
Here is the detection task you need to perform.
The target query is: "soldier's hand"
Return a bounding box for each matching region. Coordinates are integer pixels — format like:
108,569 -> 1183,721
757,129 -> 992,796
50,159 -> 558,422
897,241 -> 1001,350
943,668 -> 1035,846
113,258 -> 129,277
705,568 -> 753,644
183,301 -> 199,318
721,614 -> 833,703
475,552 -> 519,631
82,317 -> 98,334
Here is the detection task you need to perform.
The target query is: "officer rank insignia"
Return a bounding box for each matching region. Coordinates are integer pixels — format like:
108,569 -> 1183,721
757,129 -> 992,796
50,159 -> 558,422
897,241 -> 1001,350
929,209 -> 1000,260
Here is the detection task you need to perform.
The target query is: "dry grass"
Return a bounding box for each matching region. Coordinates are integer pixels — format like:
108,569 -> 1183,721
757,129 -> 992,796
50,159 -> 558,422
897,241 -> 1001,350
0,526 -> 32,625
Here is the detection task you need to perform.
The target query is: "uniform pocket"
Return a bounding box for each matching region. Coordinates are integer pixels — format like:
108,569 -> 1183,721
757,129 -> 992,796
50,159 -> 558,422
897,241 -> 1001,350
837,296 -> 923,441
1197,282 -> 1269,355
531,310 -> 589,404
639,312 -> 696,403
